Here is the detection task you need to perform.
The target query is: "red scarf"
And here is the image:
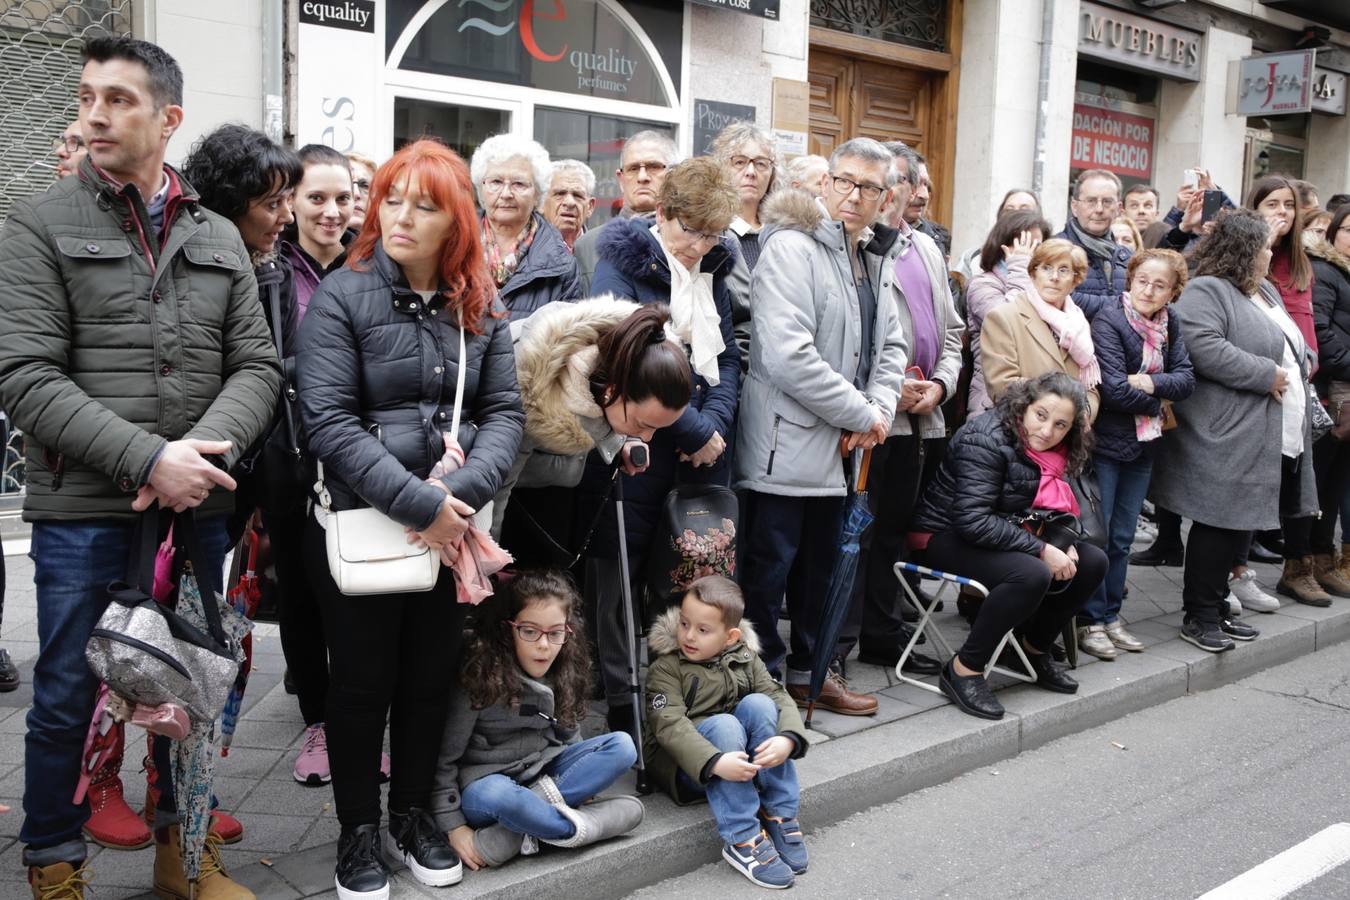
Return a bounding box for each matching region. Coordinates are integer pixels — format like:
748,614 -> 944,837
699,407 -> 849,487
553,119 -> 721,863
1023,443 -> 1079,515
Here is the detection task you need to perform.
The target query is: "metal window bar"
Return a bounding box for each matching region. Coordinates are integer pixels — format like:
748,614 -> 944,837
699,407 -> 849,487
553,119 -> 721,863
808,0 -> 948,53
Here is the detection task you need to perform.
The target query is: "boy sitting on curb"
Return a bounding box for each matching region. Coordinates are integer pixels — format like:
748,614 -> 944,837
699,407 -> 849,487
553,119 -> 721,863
644,575 -> 810,889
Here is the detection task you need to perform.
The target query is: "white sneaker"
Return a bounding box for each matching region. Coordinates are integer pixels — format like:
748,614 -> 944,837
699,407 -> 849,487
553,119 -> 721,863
1134,516 -> 1158,543
1228,569 -> 1280,613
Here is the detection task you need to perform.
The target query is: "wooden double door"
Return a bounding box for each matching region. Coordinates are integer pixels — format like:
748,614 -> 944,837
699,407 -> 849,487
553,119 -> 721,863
809,50 -> 932,158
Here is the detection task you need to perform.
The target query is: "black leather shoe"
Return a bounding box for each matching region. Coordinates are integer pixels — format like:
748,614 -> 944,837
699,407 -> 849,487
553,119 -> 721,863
1130,541 -> 1184,567
0,649 -> 19,693
1027,652 -> 1079,694
857,644 -> 941,675
938,659 -> 1004,719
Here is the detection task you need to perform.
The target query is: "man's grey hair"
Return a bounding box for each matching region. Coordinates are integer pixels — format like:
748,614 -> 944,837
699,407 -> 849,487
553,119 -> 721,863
620,130 -> 680,168
786,154 -> 828,186
1073,168 -> 1123,199
881,140 -> 921,188
549,159 -> 596,196
831,138 -> 899,188
470,133 -> 552,204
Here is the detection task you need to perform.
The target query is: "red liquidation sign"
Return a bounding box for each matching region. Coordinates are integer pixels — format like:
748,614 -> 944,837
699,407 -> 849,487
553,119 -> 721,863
1071,104 -> 1154,179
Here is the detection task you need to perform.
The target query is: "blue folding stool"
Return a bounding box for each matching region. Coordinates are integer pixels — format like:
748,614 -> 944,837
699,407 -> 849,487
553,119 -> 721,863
891,561 -> 1036,695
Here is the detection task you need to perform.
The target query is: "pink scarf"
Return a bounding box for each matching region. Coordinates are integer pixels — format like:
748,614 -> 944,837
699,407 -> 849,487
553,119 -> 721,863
1022,286 -> 1101,388
1120,292 -> 1168,442
1023,444 -> 1080,515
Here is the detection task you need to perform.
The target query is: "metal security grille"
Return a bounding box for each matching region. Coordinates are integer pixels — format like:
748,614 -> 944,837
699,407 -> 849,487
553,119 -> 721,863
0,0 -> 132,224
0,2 -> 130,501
809,0 -> 948,53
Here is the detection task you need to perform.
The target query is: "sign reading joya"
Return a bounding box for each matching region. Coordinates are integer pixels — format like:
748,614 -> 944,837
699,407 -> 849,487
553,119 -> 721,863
1071,104 -> 1153,179
399,0 -> 673,107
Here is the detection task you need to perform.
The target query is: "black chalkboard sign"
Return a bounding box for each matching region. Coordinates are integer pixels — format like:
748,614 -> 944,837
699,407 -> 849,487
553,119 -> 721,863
692,99 -> 757,156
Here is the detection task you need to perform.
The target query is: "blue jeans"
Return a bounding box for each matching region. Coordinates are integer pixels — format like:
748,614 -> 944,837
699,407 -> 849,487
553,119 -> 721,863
1083,456 -> 1154,625
461,732 -> 636,840
678,693 -> 799,846
22,515 -> 229,865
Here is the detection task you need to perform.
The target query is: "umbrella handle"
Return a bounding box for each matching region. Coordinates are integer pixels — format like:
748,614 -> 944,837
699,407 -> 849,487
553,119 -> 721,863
804,699 -> 816,730
857,446 -> 873,493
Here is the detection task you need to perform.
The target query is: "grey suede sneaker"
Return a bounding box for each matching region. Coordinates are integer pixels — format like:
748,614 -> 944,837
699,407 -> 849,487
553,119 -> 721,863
472,824 -> 524,868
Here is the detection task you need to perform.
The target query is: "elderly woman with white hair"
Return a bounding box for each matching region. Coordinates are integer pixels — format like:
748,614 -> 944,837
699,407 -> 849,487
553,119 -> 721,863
470,133 -> 582,323
710,121 -> 783,370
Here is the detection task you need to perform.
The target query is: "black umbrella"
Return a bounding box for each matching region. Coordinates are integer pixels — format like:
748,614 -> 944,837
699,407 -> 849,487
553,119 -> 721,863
804,445 -> 874,729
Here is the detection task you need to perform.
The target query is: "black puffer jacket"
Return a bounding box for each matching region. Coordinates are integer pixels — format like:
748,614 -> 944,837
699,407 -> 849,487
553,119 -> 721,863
910,411 -> 1045,556
1309,239 -> 1350,389
498,212 -> 583,322
296,245 -> 524,531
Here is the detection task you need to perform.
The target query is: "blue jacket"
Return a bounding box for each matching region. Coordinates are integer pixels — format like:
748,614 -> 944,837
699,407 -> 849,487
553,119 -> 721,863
1089,298 -> 1195,464
1056,225 -> 1132,320
498,212 -> 583,322
580,216 -> 741,557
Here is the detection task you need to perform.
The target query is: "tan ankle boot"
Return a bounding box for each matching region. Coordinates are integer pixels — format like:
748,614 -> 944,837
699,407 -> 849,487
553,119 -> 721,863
153,826 -> 254,900
1312,553 -> 1350,597
1336,544 -> 1350,585
1276,557 -> 1333,607
28,862 -> 90,899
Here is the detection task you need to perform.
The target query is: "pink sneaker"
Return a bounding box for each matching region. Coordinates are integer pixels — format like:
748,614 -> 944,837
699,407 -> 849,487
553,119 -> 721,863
293,723 -> 331,786
131,702 -> 190,741
380,751 -> 391,784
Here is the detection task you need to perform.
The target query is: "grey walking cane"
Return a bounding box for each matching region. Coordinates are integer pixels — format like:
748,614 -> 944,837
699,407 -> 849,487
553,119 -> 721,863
612,469 -> 652,794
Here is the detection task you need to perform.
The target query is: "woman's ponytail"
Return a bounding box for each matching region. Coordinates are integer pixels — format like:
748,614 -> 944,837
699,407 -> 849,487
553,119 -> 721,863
589,304 -> 691,411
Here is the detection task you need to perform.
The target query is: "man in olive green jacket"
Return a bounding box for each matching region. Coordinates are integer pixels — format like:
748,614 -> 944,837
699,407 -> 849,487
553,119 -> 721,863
0,37 -> 279,899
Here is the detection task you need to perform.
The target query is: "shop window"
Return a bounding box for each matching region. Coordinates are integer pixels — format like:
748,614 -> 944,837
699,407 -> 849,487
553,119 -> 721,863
809,0 -> 948,53
1244,115 -> 1308,199
394,98 -> 511,162
1075,61 -> 1157,107
534,108 -> 674,223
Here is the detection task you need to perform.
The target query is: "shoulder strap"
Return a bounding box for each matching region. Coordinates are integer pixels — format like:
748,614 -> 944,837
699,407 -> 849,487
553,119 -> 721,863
266,275 -> 300,454
450,309 -> 468,439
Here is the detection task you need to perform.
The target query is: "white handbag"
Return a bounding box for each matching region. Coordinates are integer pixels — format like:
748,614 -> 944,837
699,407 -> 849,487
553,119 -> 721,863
315,311 -> 482,595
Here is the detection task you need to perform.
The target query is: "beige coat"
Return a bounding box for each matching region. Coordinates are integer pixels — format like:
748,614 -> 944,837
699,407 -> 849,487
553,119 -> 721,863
980,291 -> 1100,421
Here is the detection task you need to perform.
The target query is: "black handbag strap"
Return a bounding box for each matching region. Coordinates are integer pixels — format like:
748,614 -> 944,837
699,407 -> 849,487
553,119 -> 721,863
172,510 -> 229,648
125,507 -> 229,648
264,272 -> 300,456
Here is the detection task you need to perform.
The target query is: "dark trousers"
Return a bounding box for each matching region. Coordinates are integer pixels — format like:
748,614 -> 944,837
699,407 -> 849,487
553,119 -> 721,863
838,433 -> 944,658
265,506 -> 329,726
1154,506 -> 1183,548
304,516 -> 465,828
1279,455 -> 1313,560
1312,433 -> 1350,554
924,531 -> 1106,670
1182,521 -> 1251,625
740,491 -> 846,679
583,554 -> 649,709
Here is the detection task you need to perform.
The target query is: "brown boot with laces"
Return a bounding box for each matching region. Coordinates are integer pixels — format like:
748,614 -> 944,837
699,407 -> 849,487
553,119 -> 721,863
28,862 -> 90,900
1277,557 -> 1333,608
153,826 -> 254,900
1315,552 -> 1350,597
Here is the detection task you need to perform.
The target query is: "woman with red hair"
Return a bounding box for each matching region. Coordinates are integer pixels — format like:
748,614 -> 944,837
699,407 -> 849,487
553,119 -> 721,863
296,138 -> 524,899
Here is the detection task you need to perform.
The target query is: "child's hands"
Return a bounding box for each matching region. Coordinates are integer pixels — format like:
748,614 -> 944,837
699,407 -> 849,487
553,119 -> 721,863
752,735 -> 793,769
712,751 -> 761,782
449,826 -> 485,870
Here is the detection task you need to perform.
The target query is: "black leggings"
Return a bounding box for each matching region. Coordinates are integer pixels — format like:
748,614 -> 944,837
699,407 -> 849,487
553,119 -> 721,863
303,516 -> 465,828
265,506 -> 329,726
925,531 -> 1107,671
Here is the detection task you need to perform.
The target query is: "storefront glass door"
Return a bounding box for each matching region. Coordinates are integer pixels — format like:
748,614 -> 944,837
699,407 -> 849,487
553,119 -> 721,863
393,97 -> 510,162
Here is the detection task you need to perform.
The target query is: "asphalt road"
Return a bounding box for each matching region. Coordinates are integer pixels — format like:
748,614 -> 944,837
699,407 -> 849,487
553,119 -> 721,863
633,641 -> 1350,900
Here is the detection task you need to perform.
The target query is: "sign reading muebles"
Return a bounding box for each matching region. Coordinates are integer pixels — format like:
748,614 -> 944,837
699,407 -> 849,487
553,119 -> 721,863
1077,1 -> 1202,82
686,0 -> 780,19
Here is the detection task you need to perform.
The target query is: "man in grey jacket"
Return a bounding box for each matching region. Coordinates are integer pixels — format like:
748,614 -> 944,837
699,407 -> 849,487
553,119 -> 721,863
838,142 -> 964,672
0,37 -> 280,898
734,138 -> 908,716
573,130 -> 679,292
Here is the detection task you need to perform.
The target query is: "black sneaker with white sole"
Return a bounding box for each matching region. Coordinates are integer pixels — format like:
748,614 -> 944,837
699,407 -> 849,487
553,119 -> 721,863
385,807 -> 463,887
1219,617 -> 1260,641
335,823 -> 390,900
1179,619 -> 1235,653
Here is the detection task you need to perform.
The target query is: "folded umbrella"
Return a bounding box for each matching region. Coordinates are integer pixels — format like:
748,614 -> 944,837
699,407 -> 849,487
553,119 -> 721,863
220,521 -> 263,756
803,444 -> 874,729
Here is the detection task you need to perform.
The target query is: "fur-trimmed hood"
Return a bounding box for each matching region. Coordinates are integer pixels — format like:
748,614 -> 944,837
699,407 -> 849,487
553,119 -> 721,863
514,295 -> 638,455
760,187 -> 828,235
646,604 -> 762,658
1305,236 -> 1350,277
595,214 -> 736,281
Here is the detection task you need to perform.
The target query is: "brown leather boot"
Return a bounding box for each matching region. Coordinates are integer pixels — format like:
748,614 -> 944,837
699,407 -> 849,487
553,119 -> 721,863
152,825 -> 254,900
1312,553 -> 1350,598
28,862 -> 90,899
1276,557 -> 1333,607
787,671 -> 878,716
1336,544 -> 1350,589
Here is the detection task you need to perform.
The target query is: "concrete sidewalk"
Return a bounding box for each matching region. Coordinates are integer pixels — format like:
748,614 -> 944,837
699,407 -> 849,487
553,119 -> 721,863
1,539 -> 1347,899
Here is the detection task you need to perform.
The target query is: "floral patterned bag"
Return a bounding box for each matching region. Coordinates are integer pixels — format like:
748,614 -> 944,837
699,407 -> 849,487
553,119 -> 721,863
646,483 -> 740,604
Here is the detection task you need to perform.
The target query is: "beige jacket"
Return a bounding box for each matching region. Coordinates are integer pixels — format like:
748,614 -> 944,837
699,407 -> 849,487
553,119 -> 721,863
980,292 -> 1100,421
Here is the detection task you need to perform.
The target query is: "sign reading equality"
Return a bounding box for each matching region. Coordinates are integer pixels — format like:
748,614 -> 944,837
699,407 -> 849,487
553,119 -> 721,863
298,0 -> 375,33
686,0 -> 780,21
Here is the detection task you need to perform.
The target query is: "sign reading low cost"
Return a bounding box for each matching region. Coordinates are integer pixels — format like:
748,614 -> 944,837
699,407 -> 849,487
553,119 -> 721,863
1070,104 -> 1153,179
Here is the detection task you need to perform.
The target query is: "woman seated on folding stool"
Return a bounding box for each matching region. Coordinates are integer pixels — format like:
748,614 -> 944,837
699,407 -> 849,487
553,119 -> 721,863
910,372 -> 1107,720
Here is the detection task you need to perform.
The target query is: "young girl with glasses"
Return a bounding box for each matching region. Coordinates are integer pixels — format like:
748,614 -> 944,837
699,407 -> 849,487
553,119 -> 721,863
430,571 -> 644,872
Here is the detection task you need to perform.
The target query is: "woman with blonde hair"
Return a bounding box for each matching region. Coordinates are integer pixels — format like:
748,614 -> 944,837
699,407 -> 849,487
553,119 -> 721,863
980,238 -> 1101,420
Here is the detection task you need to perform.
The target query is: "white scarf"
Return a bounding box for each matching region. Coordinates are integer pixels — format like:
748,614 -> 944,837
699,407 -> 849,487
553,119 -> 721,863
653,224 -> 724,385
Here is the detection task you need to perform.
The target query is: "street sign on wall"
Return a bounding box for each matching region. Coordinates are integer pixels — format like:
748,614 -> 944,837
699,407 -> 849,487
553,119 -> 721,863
1230,51 -> 1315,116
687,0 -> 780,20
